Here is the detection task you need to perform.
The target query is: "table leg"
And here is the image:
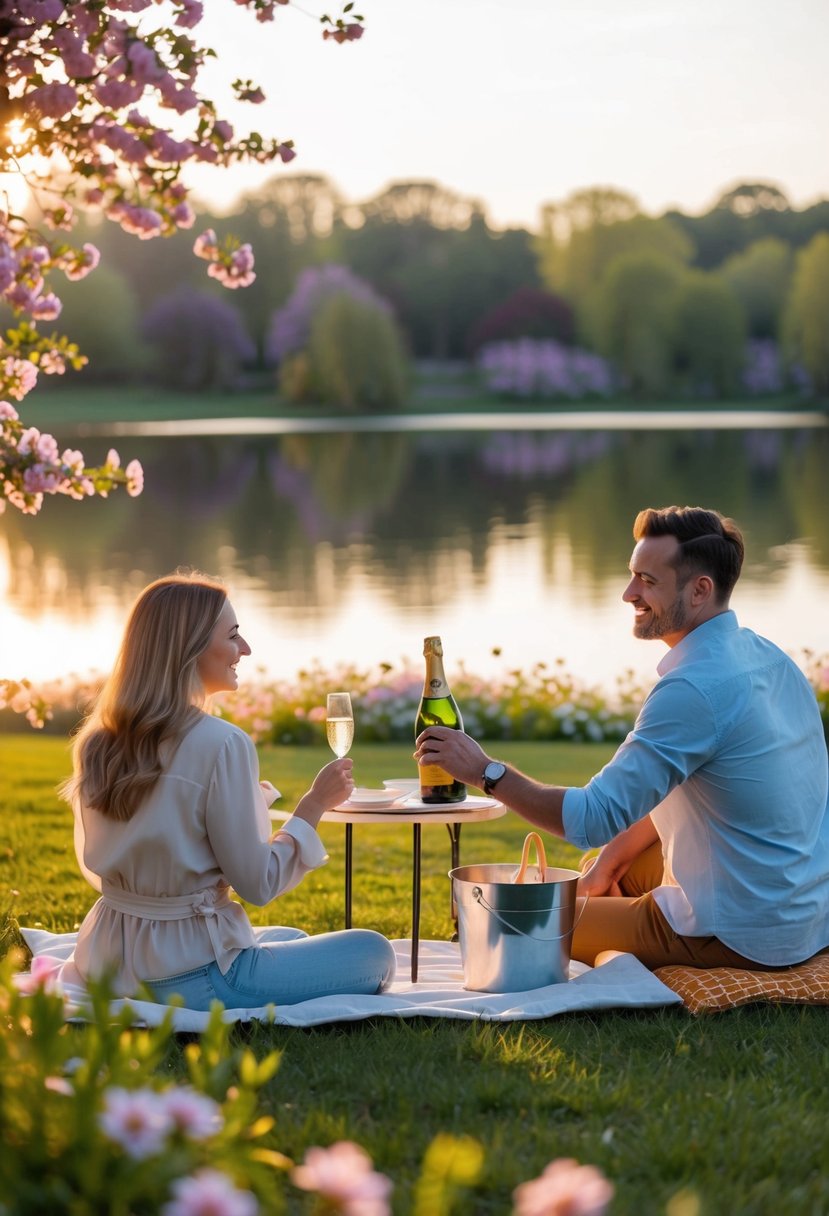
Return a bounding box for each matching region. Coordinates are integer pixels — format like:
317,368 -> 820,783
411,823 -> 421,983
344,823 -> 353,930
446,822 -> 462,940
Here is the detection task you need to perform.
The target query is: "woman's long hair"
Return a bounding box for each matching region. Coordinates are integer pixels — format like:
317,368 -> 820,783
62,572 -> 227,821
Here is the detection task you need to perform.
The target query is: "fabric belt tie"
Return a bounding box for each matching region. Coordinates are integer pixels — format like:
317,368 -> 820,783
100,885 -> 232,959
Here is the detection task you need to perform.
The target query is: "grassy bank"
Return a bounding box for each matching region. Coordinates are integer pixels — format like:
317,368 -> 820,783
3,733 -> 828,1214
20,382 -> 813,428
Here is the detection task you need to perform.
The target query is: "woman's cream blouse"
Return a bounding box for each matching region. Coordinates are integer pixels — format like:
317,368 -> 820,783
69,713 -> 327,994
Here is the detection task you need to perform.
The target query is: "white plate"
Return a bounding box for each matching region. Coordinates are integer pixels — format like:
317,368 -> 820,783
344,787 -> 408,809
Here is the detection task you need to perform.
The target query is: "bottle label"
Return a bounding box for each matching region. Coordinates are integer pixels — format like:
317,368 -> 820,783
419,762 -> 454,786
428,676 -> 449,696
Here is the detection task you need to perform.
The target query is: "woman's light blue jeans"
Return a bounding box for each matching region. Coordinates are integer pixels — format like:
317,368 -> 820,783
147,927 -> 396,1010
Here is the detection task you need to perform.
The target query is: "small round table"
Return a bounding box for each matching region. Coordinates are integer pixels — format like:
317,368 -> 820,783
272,796 -> 505,982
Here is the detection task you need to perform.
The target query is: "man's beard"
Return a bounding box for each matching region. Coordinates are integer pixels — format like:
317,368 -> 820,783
633,594 -> 689,640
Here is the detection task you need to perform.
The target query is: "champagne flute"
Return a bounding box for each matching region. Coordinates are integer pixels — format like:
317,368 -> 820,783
326,692 -> 354,758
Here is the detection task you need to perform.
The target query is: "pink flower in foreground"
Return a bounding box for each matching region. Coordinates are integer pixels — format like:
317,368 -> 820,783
159,1088 -> 223,1140
161,1168 -> 258,1216
193,229 -> 219,260
292,1141 -> 392,1215
15,953 -> 62,994
512,1158 -> 614,1216
99,1086 -> 172,1160
125,458 -> 144,496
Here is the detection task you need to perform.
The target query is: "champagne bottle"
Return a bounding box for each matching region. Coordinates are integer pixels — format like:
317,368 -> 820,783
416,636 -> 467,804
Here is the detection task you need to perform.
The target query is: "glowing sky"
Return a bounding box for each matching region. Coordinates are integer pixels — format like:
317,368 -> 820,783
186,0 -> 829,228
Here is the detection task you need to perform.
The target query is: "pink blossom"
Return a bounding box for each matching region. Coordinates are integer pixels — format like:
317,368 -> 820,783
512,1159 -> 614,1216
94,77 -> 144,108
3,357 -> 38,400
213,119 -> 234,143
278,143 -> 296,164
15,953 -> 62,994
292,1142 -> 393,1215
126,40 -> 165,85
193,229 -> 219,259
25,82 -> 79,120
40,350 -> 67,374
105,448 -> 121,469
171,202 -> 196,229
64,243 -> 101,281
159,1088 -> 223,1140
16,1 -> 64,24
0,401 -> 20,421
98,1086 -> 172,1160
30,292 -> 62,320
175,0 -> 204,29
125,458 -> 144,496
161,1168 -> 258,1216
44,203 -> 74,231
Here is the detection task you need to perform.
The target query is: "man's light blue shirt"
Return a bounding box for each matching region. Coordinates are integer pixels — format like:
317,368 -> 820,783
562,611 -> 829,965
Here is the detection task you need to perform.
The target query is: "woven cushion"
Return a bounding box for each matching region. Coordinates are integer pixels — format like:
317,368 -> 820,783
654,952 -> 829,1014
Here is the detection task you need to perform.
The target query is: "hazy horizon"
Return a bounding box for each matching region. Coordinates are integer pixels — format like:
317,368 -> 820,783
181,0 -> 829,230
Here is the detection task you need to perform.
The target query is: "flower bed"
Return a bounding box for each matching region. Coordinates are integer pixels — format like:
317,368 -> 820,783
2,653 -> 827,744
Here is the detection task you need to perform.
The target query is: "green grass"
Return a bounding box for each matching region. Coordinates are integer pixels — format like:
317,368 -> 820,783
3,733 -> 828,1215
21,383 -> 815,428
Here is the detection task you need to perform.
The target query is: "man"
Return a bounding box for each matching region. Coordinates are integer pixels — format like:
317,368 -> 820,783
415,506 -> 829,970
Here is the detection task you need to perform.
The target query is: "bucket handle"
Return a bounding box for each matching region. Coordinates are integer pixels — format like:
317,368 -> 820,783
513,831 -> 548,884
471,886 -> 589,942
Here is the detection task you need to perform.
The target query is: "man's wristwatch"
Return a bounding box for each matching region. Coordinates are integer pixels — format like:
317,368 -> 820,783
482,760 -> 507,796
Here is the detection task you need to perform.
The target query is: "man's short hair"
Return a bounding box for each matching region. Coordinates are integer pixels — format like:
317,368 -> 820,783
633,506 -> 745,601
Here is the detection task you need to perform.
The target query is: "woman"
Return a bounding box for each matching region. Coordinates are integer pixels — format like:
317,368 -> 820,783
61,571 -> 395,1009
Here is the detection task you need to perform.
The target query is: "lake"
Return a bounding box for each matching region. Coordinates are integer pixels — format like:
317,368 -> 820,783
2,414 -> 828,695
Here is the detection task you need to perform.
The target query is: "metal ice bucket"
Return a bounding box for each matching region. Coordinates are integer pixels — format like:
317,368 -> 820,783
449,833 -> 581,992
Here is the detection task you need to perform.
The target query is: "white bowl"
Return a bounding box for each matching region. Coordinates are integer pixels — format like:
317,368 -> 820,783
382,778 -> 420,792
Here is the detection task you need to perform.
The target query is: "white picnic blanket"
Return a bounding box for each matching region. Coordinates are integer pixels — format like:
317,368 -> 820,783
18,927 -> 681,1031
19,924 -> 675,1031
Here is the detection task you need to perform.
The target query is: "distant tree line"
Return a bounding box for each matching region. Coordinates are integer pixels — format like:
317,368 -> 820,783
37,175 -> 829,403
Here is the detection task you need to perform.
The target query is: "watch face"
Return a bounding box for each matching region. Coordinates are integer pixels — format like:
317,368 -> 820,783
484,762 -> 506,785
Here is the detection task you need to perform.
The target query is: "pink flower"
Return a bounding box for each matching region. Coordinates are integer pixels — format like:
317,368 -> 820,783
161,1168 -> 258,1216
31,293 -> 62,320
64,242 -> 101,281
0,401 -> 20,421
25,82 -> 78,119
193,229 -> 218,260
15,953 -> 62,994
175,0 -> 204,29
292,1142 -> 392,1215
159,1088 -> 223,1140
125,458 -> 144,496
512,1159 -> 614,1216
278,143 -> 296,164
3,357 -> 38,400
98,1086 -> 172,1160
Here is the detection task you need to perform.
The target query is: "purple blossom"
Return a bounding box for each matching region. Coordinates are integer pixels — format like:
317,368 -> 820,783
267,264 -> 392,363
25,82 -> 78,119
477,339 -> 616,400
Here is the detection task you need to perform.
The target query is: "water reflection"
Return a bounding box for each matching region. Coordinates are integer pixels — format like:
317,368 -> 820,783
2,426 -> 828,688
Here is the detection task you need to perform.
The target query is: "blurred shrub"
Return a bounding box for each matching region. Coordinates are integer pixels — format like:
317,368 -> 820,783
477,338 -> 615,399
782,232 -> 829,397
142,288 -> 256,390
720,237 -> 793,339
266,264 -> 392,365
591,251 -> 684,398
671,271 -> 746,397
466,286 -> 575,354
57,265 -> 147,381
306,294 -> 409,412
